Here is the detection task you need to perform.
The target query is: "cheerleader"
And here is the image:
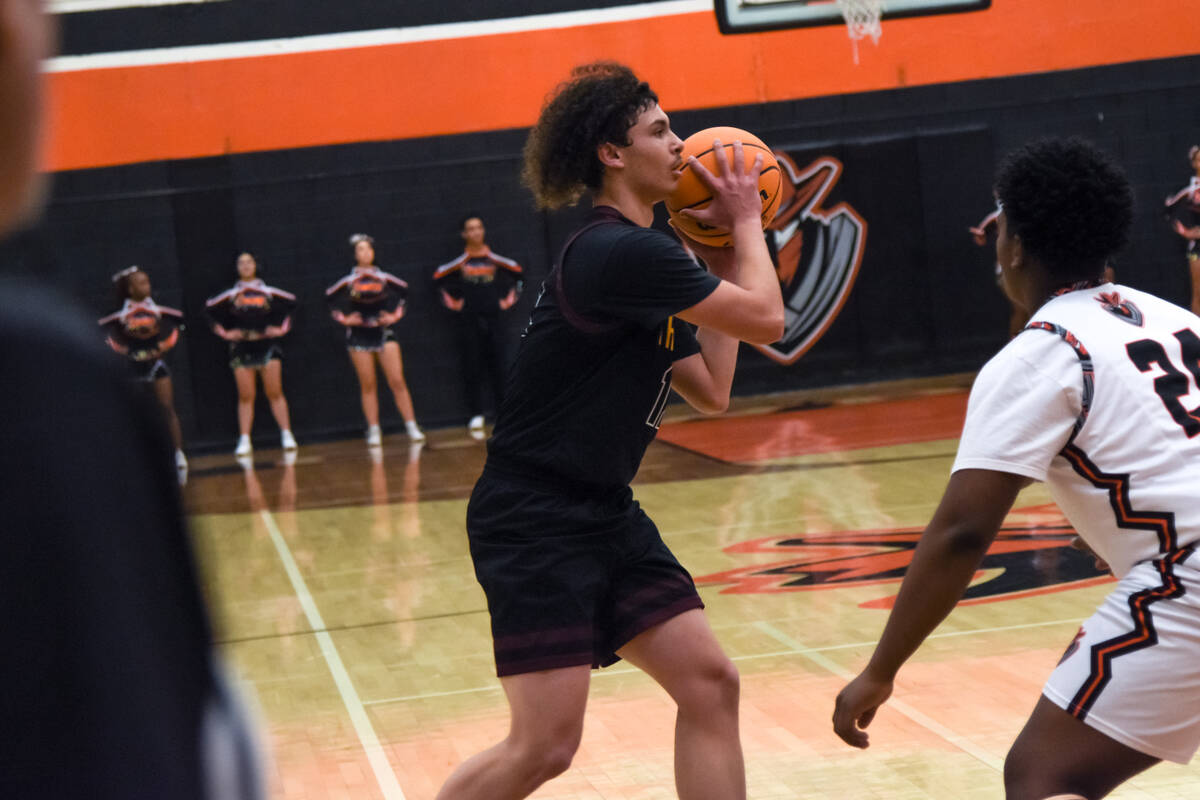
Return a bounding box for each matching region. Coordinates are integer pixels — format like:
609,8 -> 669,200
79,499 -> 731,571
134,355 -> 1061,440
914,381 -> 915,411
98,266 -> 187,470
206,252 -> 299,456
1165,145 -> 1200,314
326,234 -> 424,445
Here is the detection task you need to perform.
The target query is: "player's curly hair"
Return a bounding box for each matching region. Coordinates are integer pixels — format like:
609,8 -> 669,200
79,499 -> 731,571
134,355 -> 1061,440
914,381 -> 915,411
521,61 -> 658,209
995,138 -> 1133,282
1189,145 -> 1199,164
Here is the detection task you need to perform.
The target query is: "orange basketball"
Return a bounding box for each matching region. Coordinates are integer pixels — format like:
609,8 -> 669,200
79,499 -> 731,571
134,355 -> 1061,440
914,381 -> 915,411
666,126 -> 782,247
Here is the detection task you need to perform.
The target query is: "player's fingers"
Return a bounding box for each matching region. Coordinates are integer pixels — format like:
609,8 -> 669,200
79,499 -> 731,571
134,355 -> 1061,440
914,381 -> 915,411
677,206 -> 716,223
709,138 -> 729,177
747,151 -> 764,180
859,707 -> 877,729
833,716 -> 869,748
686,155 -> 720,190
729,140 -> 744,176
832,695 -> 869,748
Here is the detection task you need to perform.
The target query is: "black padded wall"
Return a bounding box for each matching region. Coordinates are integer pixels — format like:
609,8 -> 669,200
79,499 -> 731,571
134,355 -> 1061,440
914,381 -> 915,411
5,54 -> 1198,450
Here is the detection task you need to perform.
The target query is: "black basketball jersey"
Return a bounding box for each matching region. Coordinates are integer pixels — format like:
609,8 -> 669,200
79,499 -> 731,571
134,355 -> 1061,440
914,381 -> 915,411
486,206 -> 720,490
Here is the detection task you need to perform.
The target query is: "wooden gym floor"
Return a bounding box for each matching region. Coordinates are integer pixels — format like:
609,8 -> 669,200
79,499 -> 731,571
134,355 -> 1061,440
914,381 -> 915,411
184,377 -> 1200,799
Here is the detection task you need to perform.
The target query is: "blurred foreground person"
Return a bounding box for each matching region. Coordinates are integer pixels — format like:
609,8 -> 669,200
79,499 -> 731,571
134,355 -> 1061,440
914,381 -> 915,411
0,2 -> 263,798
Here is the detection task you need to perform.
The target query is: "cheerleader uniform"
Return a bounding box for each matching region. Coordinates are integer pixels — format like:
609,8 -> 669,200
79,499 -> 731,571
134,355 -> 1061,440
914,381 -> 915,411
205,279 -> 297,368
1165,177 -> 1200,258
325,266 -> 408,351
98,297 -> 184,381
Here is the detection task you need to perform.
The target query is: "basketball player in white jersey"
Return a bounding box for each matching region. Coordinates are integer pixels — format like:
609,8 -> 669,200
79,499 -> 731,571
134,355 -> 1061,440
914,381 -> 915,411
833,138 -> 1200,799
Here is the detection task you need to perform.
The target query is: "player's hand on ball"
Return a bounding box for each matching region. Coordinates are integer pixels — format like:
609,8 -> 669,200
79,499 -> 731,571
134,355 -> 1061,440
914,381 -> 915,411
680,139 -> 764,234
669,219 -> 739,281
833,672 -> 893,749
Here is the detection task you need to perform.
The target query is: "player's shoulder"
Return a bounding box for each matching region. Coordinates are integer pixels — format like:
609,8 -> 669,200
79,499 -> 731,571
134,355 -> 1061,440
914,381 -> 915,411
263,284 -> 297,301
595,222 -> 686,264
376,268 -> 408,287
2,282 -> 111,365
985,322 -> 1089,385
206,285 -> 238,306
1049,283 -> 1191,333
434,253 -> 468,276
486,250 -> 520,266
326,270 -> 356,293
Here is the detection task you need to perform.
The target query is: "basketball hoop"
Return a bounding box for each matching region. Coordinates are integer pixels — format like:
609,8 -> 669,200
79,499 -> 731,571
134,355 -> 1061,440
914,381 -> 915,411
836,0 -> 883,64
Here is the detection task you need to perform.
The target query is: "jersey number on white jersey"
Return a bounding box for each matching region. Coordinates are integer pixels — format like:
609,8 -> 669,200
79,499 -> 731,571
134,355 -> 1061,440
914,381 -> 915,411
1127,328 -> 1200,437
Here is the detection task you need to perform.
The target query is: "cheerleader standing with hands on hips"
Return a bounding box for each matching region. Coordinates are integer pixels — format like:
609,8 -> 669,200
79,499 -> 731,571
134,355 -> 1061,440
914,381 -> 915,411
206,252 -> 299,456
326,233 -> 425,446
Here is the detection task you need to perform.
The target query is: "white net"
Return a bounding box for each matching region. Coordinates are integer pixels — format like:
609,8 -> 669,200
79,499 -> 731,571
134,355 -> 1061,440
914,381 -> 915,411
836,0 -> 883,63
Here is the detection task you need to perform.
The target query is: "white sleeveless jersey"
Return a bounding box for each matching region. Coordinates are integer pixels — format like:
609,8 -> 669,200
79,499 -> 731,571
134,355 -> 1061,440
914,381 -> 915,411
954,283 -> 1200,578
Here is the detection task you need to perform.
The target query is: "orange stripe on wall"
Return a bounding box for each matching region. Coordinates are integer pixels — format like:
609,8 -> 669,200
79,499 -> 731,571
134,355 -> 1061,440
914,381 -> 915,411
44,0 -> 1199,171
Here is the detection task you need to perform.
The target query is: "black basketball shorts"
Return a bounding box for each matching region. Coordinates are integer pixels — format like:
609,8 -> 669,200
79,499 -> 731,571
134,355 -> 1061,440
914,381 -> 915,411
466,467 -> 704,677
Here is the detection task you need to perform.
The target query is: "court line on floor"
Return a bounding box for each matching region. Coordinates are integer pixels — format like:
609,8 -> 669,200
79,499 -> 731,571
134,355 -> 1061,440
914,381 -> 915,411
362,616 -> 1084,707
754,620 -> 1005,773
260,508 -> 408,800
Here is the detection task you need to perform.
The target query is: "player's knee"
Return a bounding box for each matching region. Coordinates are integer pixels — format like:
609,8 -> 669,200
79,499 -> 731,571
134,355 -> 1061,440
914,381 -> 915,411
512,727 -> 580,781
680,656 -> 740,715
1003,744 -> 1032,793
1003,748 -> 1087,800
535,740 -> 578,781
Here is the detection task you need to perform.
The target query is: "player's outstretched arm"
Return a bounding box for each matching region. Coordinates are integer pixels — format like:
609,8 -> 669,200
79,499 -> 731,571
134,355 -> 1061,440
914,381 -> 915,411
675,141 -> 783,344
832,468 -> 1026,749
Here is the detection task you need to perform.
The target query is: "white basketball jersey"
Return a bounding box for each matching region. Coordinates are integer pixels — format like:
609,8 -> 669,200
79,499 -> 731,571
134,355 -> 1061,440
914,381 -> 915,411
954,283 -> 1200,578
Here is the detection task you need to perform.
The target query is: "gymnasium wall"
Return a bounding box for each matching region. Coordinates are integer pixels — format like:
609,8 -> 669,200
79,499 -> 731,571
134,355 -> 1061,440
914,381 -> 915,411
6,0 -> 1199,449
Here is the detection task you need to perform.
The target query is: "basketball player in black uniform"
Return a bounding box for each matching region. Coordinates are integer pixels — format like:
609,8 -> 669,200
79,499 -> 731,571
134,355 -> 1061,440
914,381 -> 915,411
0,2 -> 262,795
433,215 -> 524,435
434,62 -> 784,800
1165,145 -> 1200,315
206,252 -> 299,456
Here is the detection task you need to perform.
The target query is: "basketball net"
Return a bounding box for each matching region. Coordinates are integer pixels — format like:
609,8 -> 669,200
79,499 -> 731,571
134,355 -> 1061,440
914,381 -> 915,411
837,0 -> 883,64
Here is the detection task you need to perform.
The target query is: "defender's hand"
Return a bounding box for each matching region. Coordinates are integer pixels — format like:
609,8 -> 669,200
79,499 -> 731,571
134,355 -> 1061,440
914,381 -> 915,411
833,672 -> 893,749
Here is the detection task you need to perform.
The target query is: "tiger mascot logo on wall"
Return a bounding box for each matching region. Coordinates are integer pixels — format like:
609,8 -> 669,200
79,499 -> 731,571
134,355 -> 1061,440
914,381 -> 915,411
760,154 -> 867,365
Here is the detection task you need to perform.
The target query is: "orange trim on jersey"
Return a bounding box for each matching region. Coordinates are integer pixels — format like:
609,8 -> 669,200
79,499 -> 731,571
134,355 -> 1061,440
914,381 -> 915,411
1066,549 -> 1190,718
1058,443 -> 1191,720
44,0 -> 1199,171
1061,445 -> 1176,552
